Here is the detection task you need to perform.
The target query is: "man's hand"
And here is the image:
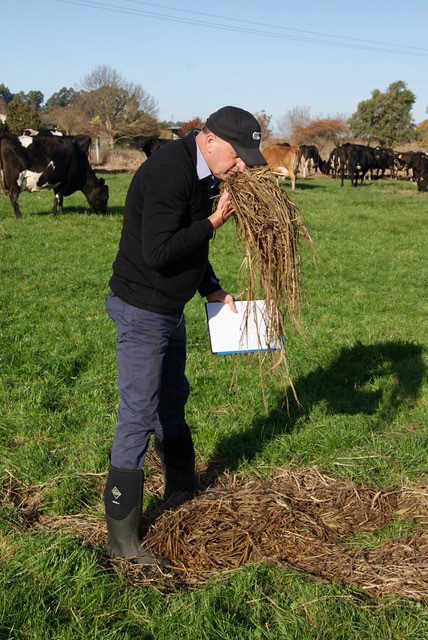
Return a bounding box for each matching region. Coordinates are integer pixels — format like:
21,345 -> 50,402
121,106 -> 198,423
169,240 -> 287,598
206,288 -> 237,313
208,190 -> 235,230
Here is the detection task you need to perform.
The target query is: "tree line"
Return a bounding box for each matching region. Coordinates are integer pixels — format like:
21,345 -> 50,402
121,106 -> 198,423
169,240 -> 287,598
0,66 -> 159,149
1,70 -> 427,150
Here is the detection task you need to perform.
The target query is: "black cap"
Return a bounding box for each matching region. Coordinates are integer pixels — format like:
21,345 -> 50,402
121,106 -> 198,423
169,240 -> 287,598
205,106 -> 267,167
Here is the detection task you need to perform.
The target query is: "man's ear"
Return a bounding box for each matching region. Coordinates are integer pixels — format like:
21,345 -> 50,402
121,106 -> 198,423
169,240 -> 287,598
204,131 -> 216,152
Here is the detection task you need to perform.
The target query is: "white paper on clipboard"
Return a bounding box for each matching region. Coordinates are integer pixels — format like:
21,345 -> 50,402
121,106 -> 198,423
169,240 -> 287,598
205,300 -> 282,354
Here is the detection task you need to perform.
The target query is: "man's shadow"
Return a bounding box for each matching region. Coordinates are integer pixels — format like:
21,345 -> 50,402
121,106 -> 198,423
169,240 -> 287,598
202,340 -> 426,481
141,340 -> 425,531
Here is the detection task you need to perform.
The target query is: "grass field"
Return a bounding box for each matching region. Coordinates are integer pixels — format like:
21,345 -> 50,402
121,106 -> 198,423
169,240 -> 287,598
0,174 -> 427,639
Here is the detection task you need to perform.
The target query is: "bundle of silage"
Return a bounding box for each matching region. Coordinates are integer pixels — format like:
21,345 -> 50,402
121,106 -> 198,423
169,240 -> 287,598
214,166 -> 314,398
36,468 -> 428,602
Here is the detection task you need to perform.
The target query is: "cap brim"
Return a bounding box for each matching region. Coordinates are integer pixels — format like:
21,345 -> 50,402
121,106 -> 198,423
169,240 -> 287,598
231,144 -> 267,167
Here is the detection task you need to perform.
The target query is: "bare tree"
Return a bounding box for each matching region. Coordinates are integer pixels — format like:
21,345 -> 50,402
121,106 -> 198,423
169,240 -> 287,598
253,110 -> 273,148
78,65 -> 159,149
276,106 -> 311,144
48,102 -> 93,135
295,118 -> 349,154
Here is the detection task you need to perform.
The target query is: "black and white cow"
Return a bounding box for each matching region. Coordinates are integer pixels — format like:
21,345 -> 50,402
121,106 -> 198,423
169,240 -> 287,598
0,133 -> 108,218
20,129 -> 92,157
299,145 -> 321,177
321,147 -> 341,178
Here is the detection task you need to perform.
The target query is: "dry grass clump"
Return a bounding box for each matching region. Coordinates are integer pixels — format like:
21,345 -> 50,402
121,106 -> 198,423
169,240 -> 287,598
93,148 -> 145,171
214,167 -> 313,400
34,468 -> 428,602
219,166 -> 313,337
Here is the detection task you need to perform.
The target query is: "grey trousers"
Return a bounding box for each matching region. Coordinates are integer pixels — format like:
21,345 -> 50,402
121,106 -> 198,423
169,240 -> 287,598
106,291 -> 192,470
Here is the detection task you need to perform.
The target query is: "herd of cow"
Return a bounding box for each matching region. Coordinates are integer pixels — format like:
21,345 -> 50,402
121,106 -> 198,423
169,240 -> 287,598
0,130 -> 427,219
263,142 -> 428,191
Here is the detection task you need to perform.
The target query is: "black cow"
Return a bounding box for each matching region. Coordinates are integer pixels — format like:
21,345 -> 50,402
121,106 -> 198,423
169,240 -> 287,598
339,143 -> 374,186
394,151 -> 428,181
371,147 -> 396,179
299,144 -> 321,177
0,133 -> 108,218
134,136 -> 172,158
394,151 -> 415,178
70,134 -> 92,156
411,152 -> 428,192
37,131 -> 92,157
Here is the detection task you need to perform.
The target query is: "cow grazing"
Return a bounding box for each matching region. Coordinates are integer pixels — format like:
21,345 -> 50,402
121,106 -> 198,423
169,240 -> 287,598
411,152 -> 428,192
321,147 -> 341,178
394,151 -> 428,180
394,151 -> 415,178
21,129 -> 92,157
371,147 -> 396,179
0,133 -> 108,218
262,145 -> 301,190
299,144 -> 321,177
70,134 -> 92,157
339,143 -> 374,187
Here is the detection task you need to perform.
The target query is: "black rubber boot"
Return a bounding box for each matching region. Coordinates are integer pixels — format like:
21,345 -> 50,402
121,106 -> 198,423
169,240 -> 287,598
104,465 -> 167,566
155,432 -> 205,500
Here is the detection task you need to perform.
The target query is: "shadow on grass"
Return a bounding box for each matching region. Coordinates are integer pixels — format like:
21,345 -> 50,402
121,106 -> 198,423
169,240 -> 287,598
94,168 -> 133,174
203,340 -> 426,480
31,205 -> 124,217
294,181 -> 327,190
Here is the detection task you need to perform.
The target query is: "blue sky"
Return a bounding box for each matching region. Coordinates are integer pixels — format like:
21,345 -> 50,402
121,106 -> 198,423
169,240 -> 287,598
3,0 -> 428,131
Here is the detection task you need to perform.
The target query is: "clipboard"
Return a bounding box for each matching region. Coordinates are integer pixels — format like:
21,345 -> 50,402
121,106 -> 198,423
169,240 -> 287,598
205,300 -> 282,355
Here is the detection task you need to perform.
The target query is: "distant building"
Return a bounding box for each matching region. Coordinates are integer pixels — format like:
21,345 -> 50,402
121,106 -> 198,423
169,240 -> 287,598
167,125 -> 181,140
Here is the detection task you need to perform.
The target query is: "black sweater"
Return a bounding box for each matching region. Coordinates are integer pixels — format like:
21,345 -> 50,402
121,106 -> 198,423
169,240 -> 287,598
109,133 -> 221,314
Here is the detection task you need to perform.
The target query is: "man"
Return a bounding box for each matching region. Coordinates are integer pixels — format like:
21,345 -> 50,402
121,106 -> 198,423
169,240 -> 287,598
105,106 -> 266,565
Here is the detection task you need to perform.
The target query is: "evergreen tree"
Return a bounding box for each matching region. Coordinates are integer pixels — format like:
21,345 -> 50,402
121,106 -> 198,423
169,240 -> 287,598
6,101 -> 41,134
0,83 -> 13,105
349,81 -> 417,146
13,90 -> 44,111
44,87 -> 76,113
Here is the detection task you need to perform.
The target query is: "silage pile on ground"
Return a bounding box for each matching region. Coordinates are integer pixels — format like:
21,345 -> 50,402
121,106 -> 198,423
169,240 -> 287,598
34,467 -> 428,603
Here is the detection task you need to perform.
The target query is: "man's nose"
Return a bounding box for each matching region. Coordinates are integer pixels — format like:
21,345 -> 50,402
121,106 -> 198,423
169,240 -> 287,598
236,159 -> 246,171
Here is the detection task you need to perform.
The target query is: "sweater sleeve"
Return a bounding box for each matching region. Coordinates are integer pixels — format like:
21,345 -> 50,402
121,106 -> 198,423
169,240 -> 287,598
140,162 -> 214,270
197,261 -> 222,297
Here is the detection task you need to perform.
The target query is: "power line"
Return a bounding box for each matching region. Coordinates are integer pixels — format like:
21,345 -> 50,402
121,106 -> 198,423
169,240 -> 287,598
122,0 -> 428,53
57,0 -> 428,58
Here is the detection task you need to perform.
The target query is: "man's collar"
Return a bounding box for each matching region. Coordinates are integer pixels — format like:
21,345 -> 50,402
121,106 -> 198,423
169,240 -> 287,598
195,131 -> 212,180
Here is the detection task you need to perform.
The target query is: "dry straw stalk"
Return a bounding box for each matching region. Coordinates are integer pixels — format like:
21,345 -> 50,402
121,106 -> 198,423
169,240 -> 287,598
214,166 -> 314,397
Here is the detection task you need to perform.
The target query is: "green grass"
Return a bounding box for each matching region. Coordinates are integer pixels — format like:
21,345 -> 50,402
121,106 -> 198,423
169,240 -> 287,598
1,175 -> 427,638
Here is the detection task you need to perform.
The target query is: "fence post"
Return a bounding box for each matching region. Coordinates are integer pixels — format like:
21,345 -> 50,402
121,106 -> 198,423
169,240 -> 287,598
95,137 -> 101,164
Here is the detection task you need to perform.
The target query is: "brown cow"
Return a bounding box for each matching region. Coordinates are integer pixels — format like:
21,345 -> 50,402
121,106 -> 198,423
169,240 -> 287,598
262,144 -> 301,190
